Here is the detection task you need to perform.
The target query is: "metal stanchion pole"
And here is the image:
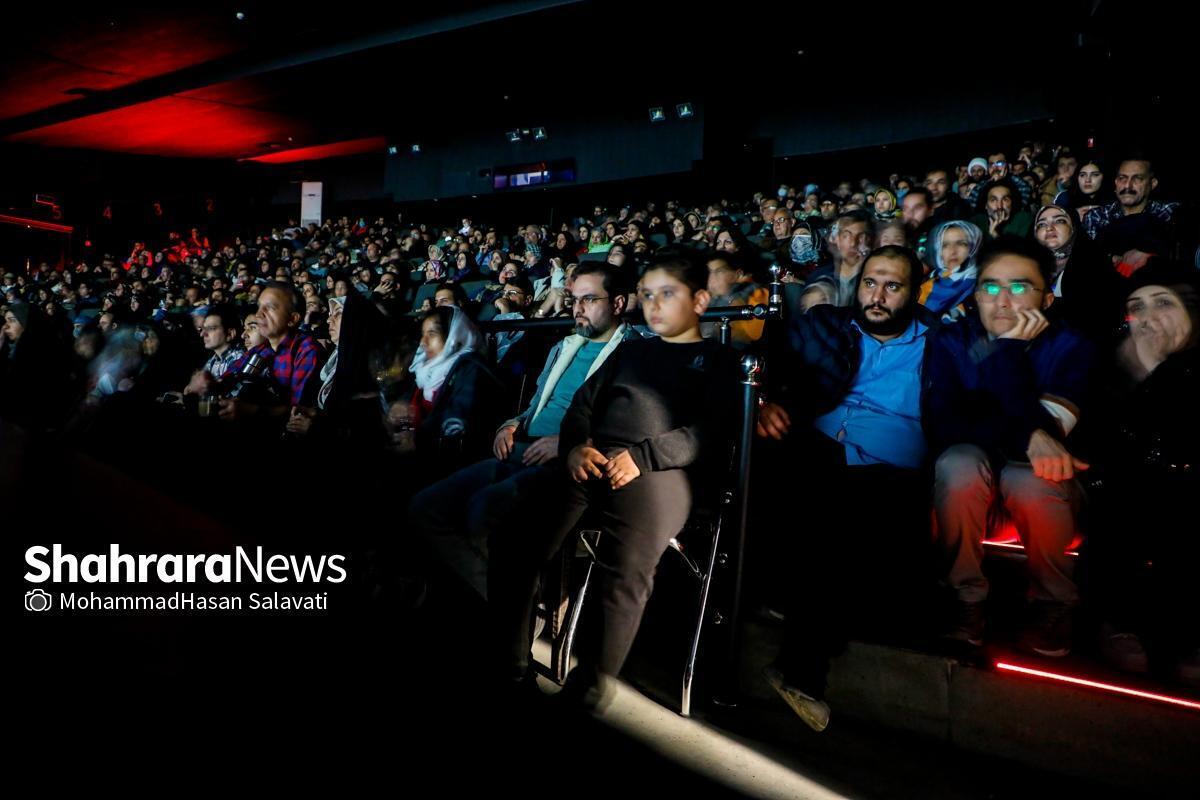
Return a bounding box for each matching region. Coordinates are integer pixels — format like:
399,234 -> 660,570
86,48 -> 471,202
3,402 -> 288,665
712,353 -> 762,708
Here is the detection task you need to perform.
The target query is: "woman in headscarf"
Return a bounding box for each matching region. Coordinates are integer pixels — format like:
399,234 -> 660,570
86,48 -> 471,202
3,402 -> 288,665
919,220 -> 983,320
587,228 -> 611,254
1,300 -> 73,430
423,244 -> 447,283
776,219 -> 825,282
669,216 -> 698,246
1031,203 -> 1126,343
451,250 -> 482,282
287,291 -> 389,448
548,231 -> 577,264
406,306 -> 504,475
1087,263 -> 1199,685
871,187 -> 899,221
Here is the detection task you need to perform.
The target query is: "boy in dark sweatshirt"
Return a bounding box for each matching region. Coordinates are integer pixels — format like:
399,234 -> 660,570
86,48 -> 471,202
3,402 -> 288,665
487,251 -> 739,705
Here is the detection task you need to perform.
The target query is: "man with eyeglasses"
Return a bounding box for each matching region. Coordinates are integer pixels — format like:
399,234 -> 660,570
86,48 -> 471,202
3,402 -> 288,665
406,265 -> 642,662
485,275 -> 536,366
799,209 -> 876,312
925,236 -> 1096,659
967,152 -> 1035,209
180,306 -> 245,398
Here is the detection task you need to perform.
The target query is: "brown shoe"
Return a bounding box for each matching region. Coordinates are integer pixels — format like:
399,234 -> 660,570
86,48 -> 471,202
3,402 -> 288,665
763,665 -> 830,732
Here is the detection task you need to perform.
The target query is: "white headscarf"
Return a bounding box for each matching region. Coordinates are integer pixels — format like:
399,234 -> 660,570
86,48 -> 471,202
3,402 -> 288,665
317,296 -> 346,410
410,306 -> 484,401
928,220 -> 983,279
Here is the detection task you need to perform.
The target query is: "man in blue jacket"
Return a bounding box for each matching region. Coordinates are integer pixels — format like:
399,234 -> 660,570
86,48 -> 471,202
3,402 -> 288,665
925,236 -> 1095,657
757,245 -> 938,732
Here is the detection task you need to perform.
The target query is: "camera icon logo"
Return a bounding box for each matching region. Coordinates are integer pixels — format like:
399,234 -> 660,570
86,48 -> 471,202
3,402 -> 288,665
25,589 -> 53,612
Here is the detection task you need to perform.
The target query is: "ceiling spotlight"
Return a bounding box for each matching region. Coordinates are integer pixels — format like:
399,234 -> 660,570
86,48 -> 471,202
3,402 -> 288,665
387,146 -> 398,155
532,127 -> 547,141
649,107 -> 666,123
676,102 -> 694,119
411,143 -> 421,154
506,130 -> 522,143
235,11 -> 246,21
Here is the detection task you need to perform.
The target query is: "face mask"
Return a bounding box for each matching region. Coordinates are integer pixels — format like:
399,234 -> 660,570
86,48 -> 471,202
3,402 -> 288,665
778,188 -> 789,199
790,233 -> 818,264
896,188 -> 909,202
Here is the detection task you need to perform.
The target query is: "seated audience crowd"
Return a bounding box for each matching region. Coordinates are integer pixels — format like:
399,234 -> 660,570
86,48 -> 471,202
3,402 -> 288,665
2,142 -> 1196,729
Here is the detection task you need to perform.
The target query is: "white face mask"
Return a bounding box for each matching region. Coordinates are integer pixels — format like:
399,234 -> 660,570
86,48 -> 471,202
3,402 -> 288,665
790,233 -> 818,263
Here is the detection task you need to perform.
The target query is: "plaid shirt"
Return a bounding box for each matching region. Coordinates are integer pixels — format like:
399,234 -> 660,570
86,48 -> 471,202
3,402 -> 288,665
1082,200 -> 1180,241
204,345 -> 245,380
229,332 -> 323,406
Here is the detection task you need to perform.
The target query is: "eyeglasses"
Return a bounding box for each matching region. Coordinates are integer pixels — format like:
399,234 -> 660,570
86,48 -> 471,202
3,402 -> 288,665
564,294 -> 610,308
501,289 -> 526,299
978,282 -> 1044,298
990,161 -> 1007,169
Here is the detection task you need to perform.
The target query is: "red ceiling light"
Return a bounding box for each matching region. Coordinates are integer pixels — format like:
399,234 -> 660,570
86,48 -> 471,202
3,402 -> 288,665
995,661 -> 1200,712
0,214 -> 73,234
5,80 -> 312,159
0,19 -> 240,122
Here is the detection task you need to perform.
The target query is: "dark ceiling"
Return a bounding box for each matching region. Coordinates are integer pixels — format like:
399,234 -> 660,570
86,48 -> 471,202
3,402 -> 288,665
0,0 -> 1187,162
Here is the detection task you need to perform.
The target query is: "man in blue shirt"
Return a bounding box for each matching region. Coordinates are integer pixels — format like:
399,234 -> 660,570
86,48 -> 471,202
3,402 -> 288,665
407,262 -> 639,574
756,245 -> 937,732
925,237 -> 1095,658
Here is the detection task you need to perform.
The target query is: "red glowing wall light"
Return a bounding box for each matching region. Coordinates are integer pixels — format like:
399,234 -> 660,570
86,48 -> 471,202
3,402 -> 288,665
243,136 -> 387,164
0,214 -> 73,234
995,662 -> 1200,712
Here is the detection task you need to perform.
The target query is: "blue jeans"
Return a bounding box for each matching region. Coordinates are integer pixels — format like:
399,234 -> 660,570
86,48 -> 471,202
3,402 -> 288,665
407,445 -> 559,545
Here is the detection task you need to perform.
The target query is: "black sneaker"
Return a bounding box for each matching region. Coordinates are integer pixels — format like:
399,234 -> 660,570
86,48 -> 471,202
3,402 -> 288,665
941,601 -> 986,647
1098,624 -> 1149,674
1175,647 -> 1200,688
556,668 -> 616,715
1019,602 -> 1073,657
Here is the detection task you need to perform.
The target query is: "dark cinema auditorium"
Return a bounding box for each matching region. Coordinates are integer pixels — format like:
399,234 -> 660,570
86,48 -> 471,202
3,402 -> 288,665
8,2 -> 1197,795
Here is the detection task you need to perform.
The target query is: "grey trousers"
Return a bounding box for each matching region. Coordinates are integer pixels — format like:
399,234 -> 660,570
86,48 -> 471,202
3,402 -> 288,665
933,444 -> 1082,606
489,469 -> 693,679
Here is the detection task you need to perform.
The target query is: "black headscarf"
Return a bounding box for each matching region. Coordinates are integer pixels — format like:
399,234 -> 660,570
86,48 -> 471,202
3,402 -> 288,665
1030,204 -> 1127,343
328,288 -> 390,419
1,301 -> 73,429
